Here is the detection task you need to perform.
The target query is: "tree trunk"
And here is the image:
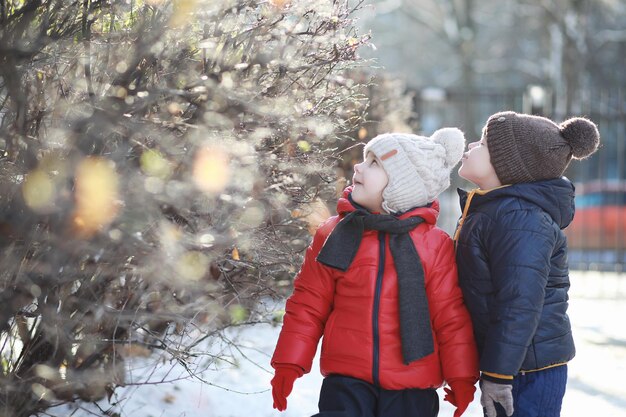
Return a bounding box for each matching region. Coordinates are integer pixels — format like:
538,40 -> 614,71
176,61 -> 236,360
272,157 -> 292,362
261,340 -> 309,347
459,0 -> 476,138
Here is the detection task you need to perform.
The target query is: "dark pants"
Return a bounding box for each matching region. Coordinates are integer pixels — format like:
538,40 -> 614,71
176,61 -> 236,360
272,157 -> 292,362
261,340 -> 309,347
487,365 -> 568,417
313,374 -> 439,417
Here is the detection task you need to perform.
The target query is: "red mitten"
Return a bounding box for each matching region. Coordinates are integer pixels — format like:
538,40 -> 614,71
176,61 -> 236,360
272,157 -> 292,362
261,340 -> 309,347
271,365 -> 303,411
444,378 -> 477,417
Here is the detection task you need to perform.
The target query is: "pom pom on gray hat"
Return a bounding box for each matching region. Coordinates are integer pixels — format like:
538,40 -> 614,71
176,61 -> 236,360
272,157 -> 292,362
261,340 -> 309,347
559,117 -> 600,159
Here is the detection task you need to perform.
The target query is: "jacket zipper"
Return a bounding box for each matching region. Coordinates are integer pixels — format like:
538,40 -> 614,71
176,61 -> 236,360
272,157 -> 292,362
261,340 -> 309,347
372,231 -> 386,387
453,189 -> 477,243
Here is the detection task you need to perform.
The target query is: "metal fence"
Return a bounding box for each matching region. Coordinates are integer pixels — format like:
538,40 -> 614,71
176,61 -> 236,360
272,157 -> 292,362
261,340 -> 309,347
414,86 -> 626,272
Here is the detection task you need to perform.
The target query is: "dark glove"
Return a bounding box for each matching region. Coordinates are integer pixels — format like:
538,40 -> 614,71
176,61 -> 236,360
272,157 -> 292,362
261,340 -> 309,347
444,377 -> 477,417
271,365 -> 303,411
480,377 -> 514,417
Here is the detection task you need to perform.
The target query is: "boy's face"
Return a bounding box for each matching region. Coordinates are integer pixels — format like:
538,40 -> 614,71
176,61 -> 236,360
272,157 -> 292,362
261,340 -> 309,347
458,134 -> 502,189
351,152 -> 389,213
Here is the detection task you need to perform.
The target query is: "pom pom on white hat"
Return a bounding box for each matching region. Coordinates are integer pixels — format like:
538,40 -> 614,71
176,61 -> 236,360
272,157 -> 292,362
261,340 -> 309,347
431,127 -> 466,166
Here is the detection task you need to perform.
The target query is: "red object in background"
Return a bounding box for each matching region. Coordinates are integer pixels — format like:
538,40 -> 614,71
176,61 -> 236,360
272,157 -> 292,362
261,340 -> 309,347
566,181 -> 626,250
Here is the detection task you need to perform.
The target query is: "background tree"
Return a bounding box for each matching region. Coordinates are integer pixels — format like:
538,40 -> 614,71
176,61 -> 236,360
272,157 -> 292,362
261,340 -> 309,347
360,0 -> 626,117
526,0 -> 626,118
401,0 -> 478,136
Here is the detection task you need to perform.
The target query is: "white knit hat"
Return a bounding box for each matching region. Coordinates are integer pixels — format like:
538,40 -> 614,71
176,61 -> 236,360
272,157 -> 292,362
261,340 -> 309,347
363,128 -> 465,213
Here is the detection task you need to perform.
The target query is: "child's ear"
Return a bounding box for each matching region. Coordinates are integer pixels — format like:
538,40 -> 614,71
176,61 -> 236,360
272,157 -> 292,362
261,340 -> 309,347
431,127 -> 466,166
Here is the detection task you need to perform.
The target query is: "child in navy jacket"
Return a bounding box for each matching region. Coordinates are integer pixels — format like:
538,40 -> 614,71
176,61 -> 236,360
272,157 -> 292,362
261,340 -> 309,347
455,111 -> 600,417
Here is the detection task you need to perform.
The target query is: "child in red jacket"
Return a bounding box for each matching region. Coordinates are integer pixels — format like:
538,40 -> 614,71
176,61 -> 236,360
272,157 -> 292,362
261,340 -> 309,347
271,129 -> 479,417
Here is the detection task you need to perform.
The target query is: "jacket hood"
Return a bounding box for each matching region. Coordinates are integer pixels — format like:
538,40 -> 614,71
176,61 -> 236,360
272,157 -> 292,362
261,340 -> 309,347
458,177 -> 575,229
338,186 -> 439,225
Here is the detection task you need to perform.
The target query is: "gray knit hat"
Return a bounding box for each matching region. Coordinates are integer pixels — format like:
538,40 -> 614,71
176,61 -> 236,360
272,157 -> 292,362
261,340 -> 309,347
363,128 -> 465,213
485,111 -> 600,185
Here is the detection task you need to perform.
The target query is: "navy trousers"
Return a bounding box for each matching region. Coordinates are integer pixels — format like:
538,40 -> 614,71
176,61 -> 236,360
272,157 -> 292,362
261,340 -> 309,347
487,365 -> 568,417
313,374 -> 439,417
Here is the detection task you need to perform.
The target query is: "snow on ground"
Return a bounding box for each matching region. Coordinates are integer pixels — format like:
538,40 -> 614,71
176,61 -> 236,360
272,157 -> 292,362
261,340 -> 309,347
66,271 -> 626,417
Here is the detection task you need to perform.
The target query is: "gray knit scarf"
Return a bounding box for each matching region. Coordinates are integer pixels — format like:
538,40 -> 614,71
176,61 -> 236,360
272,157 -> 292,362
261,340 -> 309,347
316,205 -> 435,365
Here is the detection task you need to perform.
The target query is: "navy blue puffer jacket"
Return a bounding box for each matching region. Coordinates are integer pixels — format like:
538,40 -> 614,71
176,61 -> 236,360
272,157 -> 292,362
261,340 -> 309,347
455,178 -> 576,376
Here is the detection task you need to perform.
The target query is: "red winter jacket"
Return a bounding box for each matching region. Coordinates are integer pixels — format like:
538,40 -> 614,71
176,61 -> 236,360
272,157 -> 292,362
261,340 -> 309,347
272,190 -> 479,390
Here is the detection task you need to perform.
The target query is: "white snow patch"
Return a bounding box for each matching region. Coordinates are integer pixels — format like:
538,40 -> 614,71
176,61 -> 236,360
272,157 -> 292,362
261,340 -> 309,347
64,271 -> 626,417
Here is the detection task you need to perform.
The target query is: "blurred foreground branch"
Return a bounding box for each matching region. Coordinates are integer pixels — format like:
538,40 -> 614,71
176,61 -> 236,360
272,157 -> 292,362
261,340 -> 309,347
0,0 -> 370,415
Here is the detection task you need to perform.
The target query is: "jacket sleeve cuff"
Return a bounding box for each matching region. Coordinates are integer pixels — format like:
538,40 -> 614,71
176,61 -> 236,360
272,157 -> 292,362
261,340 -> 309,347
481,371 -> 514,385
272,363 -> 305,377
